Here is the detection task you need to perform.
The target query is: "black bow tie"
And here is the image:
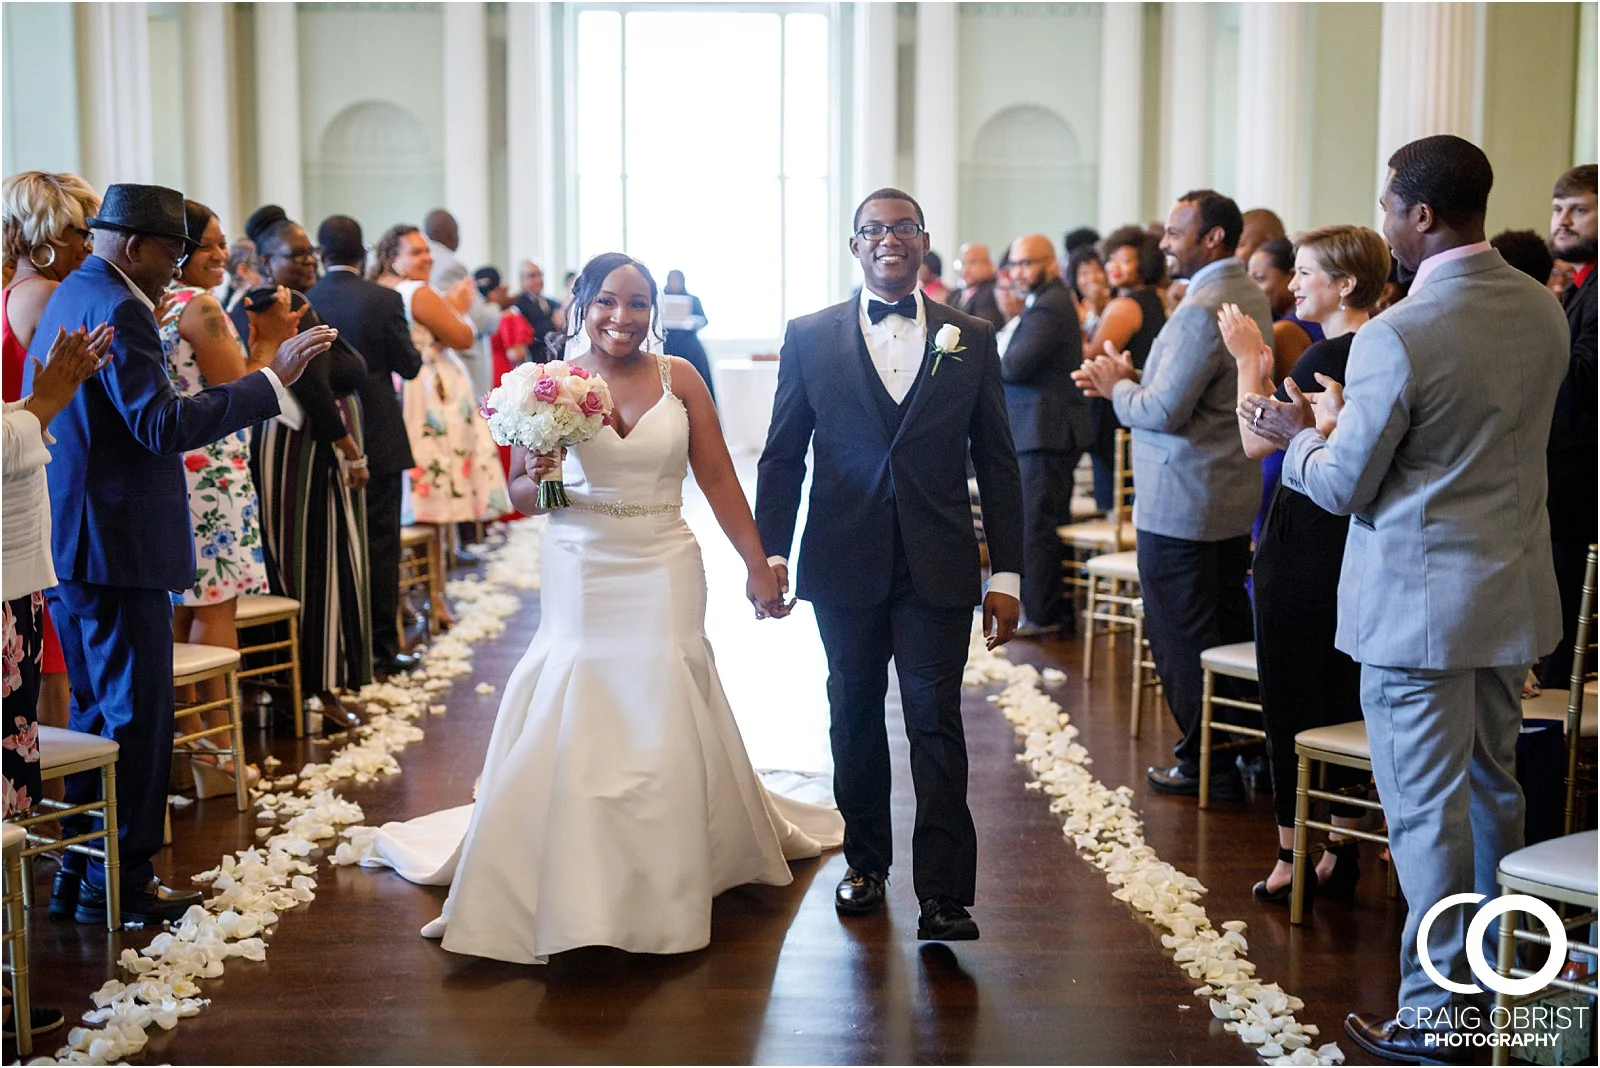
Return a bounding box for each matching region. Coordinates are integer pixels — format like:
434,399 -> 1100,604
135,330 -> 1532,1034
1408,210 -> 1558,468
866,295 -> 917,324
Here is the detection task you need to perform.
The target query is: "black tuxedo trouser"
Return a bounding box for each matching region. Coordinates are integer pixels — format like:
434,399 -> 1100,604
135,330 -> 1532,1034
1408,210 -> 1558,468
1136,531 -> 1254,772
48,580 -> 173,889
1018,448 -> 1083,630
367,472 -> 404,662
811,564 -> 976,905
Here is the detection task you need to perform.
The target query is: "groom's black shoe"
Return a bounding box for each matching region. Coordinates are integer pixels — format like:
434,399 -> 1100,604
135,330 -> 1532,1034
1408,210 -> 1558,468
917,897 -> 979,941
834,868 -> 887,915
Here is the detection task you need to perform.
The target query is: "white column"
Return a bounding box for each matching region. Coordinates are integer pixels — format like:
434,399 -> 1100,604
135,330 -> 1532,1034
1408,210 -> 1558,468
253,2 -> 303,221
1375,2 -> 1479,209
914,3 -> 958,263
79,2 -> 154,190
1160,2 -> 1211,212
1233,3 -> 1308,227
182,3 -> 239,234
851,1 -> 897,202
1097,2 -> 1143,232
442,1 -> 491,267
506,2 -> 557,277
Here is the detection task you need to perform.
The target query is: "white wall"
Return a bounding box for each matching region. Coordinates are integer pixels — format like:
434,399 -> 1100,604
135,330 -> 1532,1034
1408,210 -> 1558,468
2,3 -> 82,178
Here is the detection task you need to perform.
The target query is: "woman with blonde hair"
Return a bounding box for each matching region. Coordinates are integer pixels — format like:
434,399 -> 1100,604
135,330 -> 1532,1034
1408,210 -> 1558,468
1,172 -> 101,742
1219,223 -> 1392,907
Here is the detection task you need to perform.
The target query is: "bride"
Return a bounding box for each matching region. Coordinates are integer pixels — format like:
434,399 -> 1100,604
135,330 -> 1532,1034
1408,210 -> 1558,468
362,252 -> 843,964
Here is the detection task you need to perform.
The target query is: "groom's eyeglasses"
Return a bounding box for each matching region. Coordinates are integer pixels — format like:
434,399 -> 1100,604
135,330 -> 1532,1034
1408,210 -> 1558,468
855,221 -> 924,243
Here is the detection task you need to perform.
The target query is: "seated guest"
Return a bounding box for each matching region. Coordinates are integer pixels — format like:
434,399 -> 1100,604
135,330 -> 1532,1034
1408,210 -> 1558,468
306,215 -> 424,679
33,183 -> 333,925
1490,228 -> 1555,284
1219,223 -> 1391,904
234,204 -> 375,733
1084,227 -> 1167,509
1248,236 -> 1323,379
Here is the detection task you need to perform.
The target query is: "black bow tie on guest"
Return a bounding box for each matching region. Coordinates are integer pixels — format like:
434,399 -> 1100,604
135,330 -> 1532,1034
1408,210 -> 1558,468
866,295 -> 918,324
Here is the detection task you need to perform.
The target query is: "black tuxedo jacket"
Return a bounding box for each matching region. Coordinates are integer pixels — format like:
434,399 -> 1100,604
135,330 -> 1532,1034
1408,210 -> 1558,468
1000,276 -> 1090,453
1548,267 -> 1597,539
955,279 -> 1006,332
306,270 -> 424,477
755,296 -> 1023,609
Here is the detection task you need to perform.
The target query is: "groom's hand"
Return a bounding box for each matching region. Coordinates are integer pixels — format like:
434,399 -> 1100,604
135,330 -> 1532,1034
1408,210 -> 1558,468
982,591 -> 1020,649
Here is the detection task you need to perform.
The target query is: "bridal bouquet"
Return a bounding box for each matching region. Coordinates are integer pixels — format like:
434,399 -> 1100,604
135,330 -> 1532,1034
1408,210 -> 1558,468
481,361 -> 614,508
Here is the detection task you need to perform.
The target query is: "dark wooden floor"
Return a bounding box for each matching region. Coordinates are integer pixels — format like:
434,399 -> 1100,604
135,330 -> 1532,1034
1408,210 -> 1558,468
21,546 -> 1409,1065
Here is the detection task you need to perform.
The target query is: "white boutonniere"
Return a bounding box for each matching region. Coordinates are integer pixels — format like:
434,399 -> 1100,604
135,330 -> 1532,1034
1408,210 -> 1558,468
930,323 -> 965,376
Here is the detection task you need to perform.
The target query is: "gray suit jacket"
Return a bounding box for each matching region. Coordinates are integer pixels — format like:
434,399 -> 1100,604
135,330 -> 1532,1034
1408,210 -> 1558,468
1282,249 -> 1569,670
1110,257 -> 1271,541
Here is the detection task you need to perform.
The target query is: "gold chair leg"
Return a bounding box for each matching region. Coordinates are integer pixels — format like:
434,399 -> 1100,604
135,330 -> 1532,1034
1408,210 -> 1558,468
229,670 -> 247,812
288,614 -> 305,738
7,851 -> 31,1057
1082,577 -> 1098,680
1491,890 -> 1518,1066
104,761 -> 121,931
1198,668 -> 1215,809
428,526 -> 446,636
1129,613 -> 1144,739
1291,754 -> 1311,925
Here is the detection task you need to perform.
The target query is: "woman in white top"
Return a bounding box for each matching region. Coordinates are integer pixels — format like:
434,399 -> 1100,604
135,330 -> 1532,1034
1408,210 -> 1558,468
3,325 -> 113,816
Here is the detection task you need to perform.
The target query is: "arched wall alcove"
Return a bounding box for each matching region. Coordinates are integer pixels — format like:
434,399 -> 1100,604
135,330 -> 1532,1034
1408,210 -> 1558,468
959,104 -> 1097,250
306,100 -> 443,239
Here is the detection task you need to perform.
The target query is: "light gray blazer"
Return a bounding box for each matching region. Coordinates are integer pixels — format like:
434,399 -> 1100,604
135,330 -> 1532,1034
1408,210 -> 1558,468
1282,249 -> 1569,671
1111,257 -> 1272,542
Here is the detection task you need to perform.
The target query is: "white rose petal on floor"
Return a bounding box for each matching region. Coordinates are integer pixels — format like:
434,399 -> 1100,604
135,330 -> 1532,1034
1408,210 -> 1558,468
34,520 -> 544,1066
964,621 -> 1346,1068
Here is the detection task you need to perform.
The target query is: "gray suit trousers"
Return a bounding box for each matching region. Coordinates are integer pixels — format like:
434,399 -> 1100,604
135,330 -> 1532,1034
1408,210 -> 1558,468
1361,663 -> 1526,1012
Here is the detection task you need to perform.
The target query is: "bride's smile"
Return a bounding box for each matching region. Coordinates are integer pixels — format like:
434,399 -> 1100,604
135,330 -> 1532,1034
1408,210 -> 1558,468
584,265 -> 655,360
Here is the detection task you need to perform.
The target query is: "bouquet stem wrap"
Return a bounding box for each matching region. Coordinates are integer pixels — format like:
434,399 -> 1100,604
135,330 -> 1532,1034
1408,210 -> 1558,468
537,478 -> 570,510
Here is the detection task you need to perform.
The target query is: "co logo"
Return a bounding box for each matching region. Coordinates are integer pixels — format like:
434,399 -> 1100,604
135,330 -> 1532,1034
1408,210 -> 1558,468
1416,893 -> 1568,997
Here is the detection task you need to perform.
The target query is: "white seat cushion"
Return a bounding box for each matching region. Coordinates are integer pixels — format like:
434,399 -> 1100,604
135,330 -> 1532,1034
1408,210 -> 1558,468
1056,519 -> 1130,550
401,525 -> 434,548
1498,831 -> 1598,898
235,594 -> 301,622
36,725 -> 118,770
1200,641 -> 1258,681
1295,720 -> 1371,761
1070,497 -> 1102,521
1520,687 -> 1598,738
2,821 -> 25,857
173,642 -> 241,678
1085,550 -> 1139,581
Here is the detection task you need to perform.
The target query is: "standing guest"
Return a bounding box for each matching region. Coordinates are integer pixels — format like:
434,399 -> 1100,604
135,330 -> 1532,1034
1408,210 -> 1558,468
1002,233 -> 1089,640
512,259 -> 558,358
952,242 -> 1005,331
1375,254 -> 1412,312
1244,136 -> 1568,1060
162,201 -> 300,794
1,172 -> 100,743
371,226 -> 509,559
475,265 -> 535,494
306,215 -> 425,679
1542,163 -> 1597,688
422,209 -> 499,400
1066,245 -> 1112,337
1083,226 -> 1167,510
994,262 -> 1025,354
1236,207 -> 1286,264
1074,190 -> 1270,800
1219,224 -> 1391,903
919,251 -> 951,304
662,270 -> 715,403
220,237 -> 260,314
1249,236 -> 1324,379
1063,227 -> 1100,258
234,204 -> 374,733
1490,229 -> 1556,284
32,183 -> 334,925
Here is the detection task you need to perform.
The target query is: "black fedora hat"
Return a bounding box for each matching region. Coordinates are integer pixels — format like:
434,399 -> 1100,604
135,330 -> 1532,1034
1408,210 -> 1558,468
86,183 -> 196,247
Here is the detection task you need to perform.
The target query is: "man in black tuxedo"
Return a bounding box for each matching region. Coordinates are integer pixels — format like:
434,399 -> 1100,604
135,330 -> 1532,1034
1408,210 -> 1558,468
755,188 -> 1023,942
1543,163 -> 1597,686
307,216 -> 424,677
952,242 -> 1006,331
1001,233 -> 1090,638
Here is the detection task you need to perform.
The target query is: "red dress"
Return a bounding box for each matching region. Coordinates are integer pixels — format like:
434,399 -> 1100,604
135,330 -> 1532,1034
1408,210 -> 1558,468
1,286 -> 66,674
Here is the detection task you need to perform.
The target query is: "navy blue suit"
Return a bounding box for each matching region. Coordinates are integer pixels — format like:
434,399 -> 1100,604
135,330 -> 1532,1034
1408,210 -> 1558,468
24,256 -> 280,889
755,296 -> 1022,903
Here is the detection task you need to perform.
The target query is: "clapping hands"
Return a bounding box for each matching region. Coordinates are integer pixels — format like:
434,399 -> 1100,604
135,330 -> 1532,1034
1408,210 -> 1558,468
25,324 -> 115,430
1072,341 -> 1137,398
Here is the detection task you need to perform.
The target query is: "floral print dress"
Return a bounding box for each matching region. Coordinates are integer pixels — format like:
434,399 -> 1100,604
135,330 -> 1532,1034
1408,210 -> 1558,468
161,286 -> 271,606
2,592 -> 44,816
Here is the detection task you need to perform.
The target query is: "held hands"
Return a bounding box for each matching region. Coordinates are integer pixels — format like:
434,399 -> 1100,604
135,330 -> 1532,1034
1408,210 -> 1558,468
982,591 -> 1020,649
25,325 -> 115,430
1218,303 -> 1273,382
747,562 -> 792,621
267,325 -> 338,387
1239,378 -> 1317,450
247,286 -> 310,352
1071,341 -> 1136,399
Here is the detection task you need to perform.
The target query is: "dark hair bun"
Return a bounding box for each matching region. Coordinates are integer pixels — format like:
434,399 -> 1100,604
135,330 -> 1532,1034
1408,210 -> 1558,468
244,204 -> 288,244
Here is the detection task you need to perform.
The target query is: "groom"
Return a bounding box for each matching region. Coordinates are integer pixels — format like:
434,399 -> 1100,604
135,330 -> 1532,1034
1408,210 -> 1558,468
755,188 -> 1024,941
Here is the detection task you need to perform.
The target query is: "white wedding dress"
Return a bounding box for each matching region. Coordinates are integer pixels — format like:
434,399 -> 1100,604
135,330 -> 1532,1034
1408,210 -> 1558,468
360,354 -> 843,964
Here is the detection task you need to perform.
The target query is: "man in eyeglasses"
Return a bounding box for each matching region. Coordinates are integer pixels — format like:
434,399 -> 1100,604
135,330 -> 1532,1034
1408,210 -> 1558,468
755,187 -> 1023,944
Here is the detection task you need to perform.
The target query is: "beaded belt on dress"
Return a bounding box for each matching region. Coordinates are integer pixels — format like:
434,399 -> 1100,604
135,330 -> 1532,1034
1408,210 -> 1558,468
569,500 -> 682,518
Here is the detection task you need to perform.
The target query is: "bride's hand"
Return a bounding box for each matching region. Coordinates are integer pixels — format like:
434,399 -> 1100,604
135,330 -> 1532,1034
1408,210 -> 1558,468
524,448 -> 565,481
747,563 -> 791,621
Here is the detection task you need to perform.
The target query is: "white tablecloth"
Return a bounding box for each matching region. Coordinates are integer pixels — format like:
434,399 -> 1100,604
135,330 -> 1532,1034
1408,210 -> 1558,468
715,359 -> 780,455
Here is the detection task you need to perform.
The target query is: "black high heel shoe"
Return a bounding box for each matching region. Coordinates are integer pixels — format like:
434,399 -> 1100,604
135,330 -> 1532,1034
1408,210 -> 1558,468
1317,838 -> 1361,901
1253,847 -> 1314,905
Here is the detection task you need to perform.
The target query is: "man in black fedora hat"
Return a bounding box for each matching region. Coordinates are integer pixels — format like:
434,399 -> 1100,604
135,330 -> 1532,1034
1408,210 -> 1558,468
24,182 -> 337,926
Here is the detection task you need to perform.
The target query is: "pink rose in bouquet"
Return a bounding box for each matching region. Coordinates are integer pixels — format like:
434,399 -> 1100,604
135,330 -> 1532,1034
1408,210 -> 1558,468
481,360 -> 615,508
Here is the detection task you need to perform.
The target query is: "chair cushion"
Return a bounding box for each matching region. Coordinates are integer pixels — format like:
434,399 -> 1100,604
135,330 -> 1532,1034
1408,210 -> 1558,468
2,821 -> 25,856
1520,686 -> 1598,738
1070,497 -> 1102,521
1056,519 -> 1129,550
173,642 -> 241,678
401,525 -> 434,548
1085,550 -> 1139,581
1498,831 -> 1598,898
1200,641 -> 1258,681
1295,720 -> 1370,761
36,725 -> 118,769
235,594 -> 301,622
